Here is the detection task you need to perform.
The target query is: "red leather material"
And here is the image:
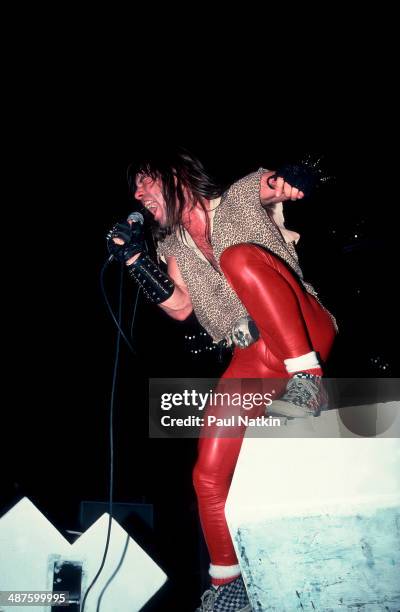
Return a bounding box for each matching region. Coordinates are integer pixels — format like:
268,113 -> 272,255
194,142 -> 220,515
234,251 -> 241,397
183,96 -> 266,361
193,244 -> 336,567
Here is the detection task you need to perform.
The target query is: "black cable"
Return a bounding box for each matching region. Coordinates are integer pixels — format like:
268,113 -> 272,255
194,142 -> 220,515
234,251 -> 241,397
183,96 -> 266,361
100,259 -> 136,355
95,534 -> 130,611
80,262 -> 124,612
128,237 -> 149,339
130,285 -> 142,339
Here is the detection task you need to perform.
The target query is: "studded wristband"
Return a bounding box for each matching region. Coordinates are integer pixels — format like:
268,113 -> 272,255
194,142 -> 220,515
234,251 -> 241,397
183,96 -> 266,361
127,253 -> 175,304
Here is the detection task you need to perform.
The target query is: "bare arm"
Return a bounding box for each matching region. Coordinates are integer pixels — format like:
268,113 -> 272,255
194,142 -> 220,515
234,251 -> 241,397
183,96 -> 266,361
259,172 -> 302,244
158,256 -> 193,321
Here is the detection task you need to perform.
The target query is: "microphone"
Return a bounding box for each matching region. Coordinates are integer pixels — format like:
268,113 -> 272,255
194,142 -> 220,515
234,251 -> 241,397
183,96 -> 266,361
127,211 -> 144,225
107,211 -> 145,263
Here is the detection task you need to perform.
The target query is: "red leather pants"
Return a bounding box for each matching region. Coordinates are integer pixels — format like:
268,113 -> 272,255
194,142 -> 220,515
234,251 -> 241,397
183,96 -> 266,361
192,244 -> 336,567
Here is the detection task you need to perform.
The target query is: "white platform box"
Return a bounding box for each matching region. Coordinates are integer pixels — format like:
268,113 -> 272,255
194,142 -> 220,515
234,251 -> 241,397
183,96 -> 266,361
225,404 -> 400,611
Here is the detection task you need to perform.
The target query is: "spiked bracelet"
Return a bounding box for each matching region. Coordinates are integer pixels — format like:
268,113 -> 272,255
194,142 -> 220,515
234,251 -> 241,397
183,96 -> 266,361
127,253 -> 175,304
269,155 -> 331,197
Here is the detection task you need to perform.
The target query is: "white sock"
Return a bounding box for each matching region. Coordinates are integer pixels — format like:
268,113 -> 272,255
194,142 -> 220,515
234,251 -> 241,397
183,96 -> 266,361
284,351 -> 320,374
209,563 -> 241,579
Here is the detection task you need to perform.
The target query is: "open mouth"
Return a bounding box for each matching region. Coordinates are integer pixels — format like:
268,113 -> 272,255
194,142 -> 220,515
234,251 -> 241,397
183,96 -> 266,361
143,200 -> 157,211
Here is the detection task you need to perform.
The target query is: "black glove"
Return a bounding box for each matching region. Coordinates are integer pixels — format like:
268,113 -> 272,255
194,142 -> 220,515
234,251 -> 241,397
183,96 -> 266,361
268,155 -> 332,197
106,220 -> 145,263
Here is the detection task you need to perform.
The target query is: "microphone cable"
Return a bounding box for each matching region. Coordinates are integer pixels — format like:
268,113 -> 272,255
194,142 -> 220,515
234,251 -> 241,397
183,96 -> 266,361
80,261 -> 124,612
100,260 -> 136,355
81,236 -> 146,610
130,285 -> 142,340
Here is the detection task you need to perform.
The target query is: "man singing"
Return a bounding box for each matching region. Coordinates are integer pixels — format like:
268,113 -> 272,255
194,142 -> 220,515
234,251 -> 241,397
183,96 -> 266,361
107,148 -> 337,611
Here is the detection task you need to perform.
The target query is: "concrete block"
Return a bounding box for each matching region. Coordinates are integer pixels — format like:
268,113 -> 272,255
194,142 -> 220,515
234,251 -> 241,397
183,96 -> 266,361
226,405 -> 400,611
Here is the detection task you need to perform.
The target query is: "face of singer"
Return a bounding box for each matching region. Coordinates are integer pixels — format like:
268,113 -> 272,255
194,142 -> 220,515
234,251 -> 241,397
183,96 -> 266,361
134,174 -> 169,227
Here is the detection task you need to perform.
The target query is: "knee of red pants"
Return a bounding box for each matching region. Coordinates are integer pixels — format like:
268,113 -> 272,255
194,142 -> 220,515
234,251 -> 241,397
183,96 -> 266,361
192,460 -> 203,498
192,458 -> 227,507
220,243 -> 301,289
220,243 -> 337,364
220,243 -> 269,274
192,455 -> 216,499
193,437 -> 243,496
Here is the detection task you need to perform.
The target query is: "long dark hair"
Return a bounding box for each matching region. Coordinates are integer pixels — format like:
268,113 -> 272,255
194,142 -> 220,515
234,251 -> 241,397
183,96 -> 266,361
127,147 -> 225,241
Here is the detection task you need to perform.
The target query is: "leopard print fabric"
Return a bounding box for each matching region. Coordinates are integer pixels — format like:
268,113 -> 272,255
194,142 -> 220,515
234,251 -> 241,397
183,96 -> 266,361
157,168 -> 336,342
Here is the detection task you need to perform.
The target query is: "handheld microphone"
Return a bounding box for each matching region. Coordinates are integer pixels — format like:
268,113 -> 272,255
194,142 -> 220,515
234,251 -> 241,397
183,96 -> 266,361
127,211 -> 144,225
107,211 -> 145,263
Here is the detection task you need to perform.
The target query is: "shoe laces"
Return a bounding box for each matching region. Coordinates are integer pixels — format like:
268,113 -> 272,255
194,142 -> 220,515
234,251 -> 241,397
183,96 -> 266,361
284,374 -> 320,404
199,588 -> 216,611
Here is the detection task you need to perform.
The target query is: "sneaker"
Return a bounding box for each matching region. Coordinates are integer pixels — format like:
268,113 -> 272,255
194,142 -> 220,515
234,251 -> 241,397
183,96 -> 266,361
195,575 -> 252,611
267,373 -> 328,418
